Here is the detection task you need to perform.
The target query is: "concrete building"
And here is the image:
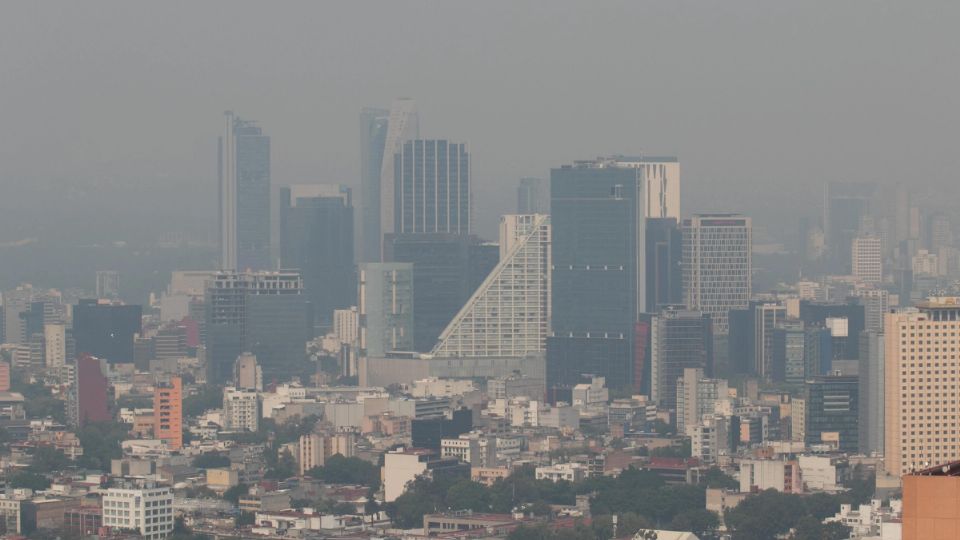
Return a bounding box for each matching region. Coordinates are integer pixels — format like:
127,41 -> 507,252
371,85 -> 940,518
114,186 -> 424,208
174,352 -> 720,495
798,455 -> 842,492
101,485 -> 174,539
96,270 -> 120,300
804,375 -> 859,453
223,388 -> 259,432
859,330 -> 885,456
902,461 -> 960,540
234,353 -> 263,391
43,324 -> 66,370
440,432 -> 497,468
885,298 -> 960,476
682,214 -> 752,335
394,139 -> 471,235
739,459 -> 802,494
535,463 -> 588,483
650,309 -> 713,408
852,235 -> 883,284
676,368 -> 728,437
383,448 -> 468,502
153,377 -> 182,450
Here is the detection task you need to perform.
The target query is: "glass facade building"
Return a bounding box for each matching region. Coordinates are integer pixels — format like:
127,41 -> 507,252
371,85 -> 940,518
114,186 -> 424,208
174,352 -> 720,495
394,139 -> 470,235
219,112 -> 271,271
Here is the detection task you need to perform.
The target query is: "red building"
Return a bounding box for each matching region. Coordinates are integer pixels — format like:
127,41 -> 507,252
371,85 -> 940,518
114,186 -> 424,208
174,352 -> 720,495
73,355 -> 110,427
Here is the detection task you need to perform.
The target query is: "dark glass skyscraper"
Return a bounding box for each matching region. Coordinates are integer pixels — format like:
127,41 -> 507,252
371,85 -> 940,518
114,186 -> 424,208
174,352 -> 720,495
649,309 -> 713,408
384,233 -> 497,352
517,177 -> 548,214
220,111 -> 271,271
645,217 -> 683,312
394,139 -> 470,235
280,185 -> 355,332
204,271 -> 311,383
824,181 -> 874,274
804,375 -> 859,453
547,161 -> 645,391
73,299 -> 142,364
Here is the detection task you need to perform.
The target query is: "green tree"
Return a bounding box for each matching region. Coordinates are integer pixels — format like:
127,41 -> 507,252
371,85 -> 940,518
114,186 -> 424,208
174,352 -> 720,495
790,516 -> 850,540
8,470 -> 51,490
183,385 -> 223,418
235,511 -> 255,527
76,421 -> 128,471
223,483 -> 248,505
307,454 -> 380,489
29,446 -> 71,472
445,479 -> 492,512
668,508 -> 719,536
388,490 -> 436,528
702,467 -> 738,489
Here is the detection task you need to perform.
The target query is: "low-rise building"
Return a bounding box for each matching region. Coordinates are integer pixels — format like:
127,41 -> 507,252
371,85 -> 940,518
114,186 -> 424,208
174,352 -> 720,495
535,463 -> 588,483
101,485 -> 174,540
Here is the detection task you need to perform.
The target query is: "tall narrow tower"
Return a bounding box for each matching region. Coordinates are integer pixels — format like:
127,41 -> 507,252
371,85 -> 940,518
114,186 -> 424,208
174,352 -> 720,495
219,111 -> 271,270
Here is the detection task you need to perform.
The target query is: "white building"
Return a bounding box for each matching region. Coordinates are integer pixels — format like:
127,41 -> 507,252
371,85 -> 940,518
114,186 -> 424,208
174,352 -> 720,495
691,416 -> 729,465
852,235 -> 882,284
676,368 -> 729,437
441,432 -> 498,468
223,388 -> 259,432
406,378 -> 476,398
682,214 -> 752,334
333,307 -> 359,344
739,459 -> 801,494
102,486 -> 174,539
798,455 -> 841,492
535,463 -> 588,483
572,377 -> 609,409
432,214 -> 551,358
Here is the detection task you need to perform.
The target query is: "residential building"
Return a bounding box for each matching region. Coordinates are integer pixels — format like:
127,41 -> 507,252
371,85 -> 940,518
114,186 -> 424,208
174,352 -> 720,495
535,463 -> 588,483
432,214 -> 550,358
219,111 -> 271,270
676,368 -> 728,436
902,461 -> 960,539
383,448 -> 468,502
358,263 -> 414,357
43,324 -> 66,370
440,433 -> 497,468
102,486 -> 173,539
68,355 -> 110,428
223,388 -> 259,432
739,459 -> 802,494
280,184 -> 355,330
153,377 -> 182,450
884,298 -> 960,476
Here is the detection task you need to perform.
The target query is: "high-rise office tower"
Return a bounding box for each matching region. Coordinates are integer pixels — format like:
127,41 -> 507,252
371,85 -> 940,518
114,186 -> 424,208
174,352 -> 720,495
96,271 -> 120,300
1,284 -> 35,345
547,160 -> 644,391
44,323 -> 66,370
280,184 -> 355,331
645,218 -> 683,312
73,299 -> 142,364
676,367 -> 728,437
432,214 -> 551,358
804,375 -> 859,453
884,299 -> 960,476
858,330 -> 885,456
204,271 -> 311,383
153,376 -> 182,450
358,263 -> 414,357
603,156 -> 681,219
649,309 -> 713,408
360,107 -> 390,263
517,177 -> 549,214
753,302 -> 787,381
219,111 -> 271,270
852,235 -> 883,284
773,320 -> 807,384
682,214 -> 752,335
375,99 -> 420,257
384,234 -> 496,352
824,181 -> 874,274
799,300 -> 866,362
852,287 -> 889,334
394,139 -> 470,235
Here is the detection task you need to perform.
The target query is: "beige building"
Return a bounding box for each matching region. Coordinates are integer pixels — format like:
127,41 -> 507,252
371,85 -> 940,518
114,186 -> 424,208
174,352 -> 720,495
206,468 -> 239,491
852,235 -> 882,284
885,298 -> 960,477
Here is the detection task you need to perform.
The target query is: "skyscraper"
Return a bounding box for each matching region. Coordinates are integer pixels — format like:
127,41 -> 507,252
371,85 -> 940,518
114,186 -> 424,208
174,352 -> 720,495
603,156 -> 681,219
280,184 -> 355,331
384,233 -> 496,352
645,218 -> 683,312
547,158 -> 646,391
204,271 -> 311,383
824,181 -> 874,274
394,139 -> 470,235
858,330 -> 884,456
682,214 -> 752,335
852,235 -> 882,284
377,99 -> 419,255
360,107 -> 390,263
432,214 -> 551,358
220,111 -> 271,271
649,309 -> 714,408
884,298 -> 960,476
69,354 -> 110,428
73,299 -> 142,364
804,375 -> 859,453
96,271 -> 120,300
517,177 -> 548,214
153,376 -> 182,450
358,263 -> 414,357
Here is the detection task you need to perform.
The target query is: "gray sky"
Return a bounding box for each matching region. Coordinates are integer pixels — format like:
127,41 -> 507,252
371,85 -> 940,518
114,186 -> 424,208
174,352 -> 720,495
2,1 -> 959,242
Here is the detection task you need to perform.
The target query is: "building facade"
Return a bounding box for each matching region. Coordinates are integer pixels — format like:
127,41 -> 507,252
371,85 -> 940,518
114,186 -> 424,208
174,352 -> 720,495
219,111 -> 271,271
394,139 -> 471,236
682,214 -> 752,335
358,263 -> 414,357
650,309 -> 713,408
153,377 -> 182,450
101,486 -> 174,539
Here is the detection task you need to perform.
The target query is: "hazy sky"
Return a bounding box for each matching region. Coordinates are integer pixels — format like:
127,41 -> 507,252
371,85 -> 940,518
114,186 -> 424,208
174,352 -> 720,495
2,1 -> 959,242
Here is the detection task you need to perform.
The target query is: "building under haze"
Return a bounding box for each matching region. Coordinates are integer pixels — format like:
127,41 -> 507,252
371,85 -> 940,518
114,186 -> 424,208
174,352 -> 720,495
73,299 -> 142,364
394,139 -> 471,235
824,181 -> 874,275
547,159 -> 645,391
204,270 -> 311,384
645,217 -> 683,312
649,308 -> 713,409
432,214 -> 551,358
517,177 -> 548,214
219,111 -> 271,271
280,184 -> 355,331
682,214 -> 752,335
358,263 -> 414,357
95,270 -> 120,300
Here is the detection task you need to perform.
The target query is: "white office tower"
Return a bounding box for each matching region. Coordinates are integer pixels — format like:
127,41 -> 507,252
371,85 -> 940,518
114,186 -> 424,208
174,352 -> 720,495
223,387 -> 260,432
884,298 -> 960,476
599,156 -> 680,219
852,287 -> 889,334
102,486 -> 174,539
682,214 -> 752,334
432,214 -> 551,357
378,99 -> 420,243
852,235 -> 882,284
